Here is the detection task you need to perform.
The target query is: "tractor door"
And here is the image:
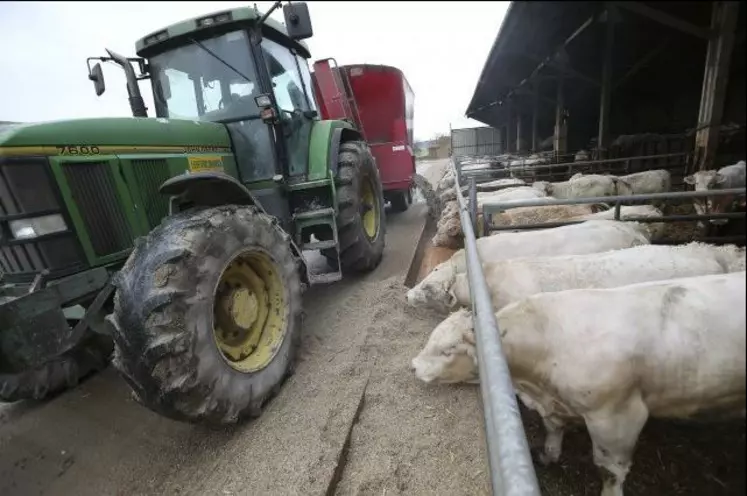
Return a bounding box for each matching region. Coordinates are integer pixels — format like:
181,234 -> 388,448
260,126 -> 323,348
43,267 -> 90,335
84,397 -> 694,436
258,38 -> 317,179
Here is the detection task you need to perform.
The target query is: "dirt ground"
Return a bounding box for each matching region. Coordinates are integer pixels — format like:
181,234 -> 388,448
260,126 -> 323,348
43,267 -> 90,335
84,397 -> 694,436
1,158 -> 743,496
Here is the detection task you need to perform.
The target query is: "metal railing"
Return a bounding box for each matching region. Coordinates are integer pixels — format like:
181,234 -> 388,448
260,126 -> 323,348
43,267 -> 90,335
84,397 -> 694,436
477,187 -> 746,243
452,160 -> 542,496
456,152 -> 690,184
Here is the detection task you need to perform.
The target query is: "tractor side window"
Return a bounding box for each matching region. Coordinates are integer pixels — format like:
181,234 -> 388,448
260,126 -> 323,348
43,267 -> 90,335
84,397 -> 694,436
260,38 -> 309,113
295,55 -> 318,112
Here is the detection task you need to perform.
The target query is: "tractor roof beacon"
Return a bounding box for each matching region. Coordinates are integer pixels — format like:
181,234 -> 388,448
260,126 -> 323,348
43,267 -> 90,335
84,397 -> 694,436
0,2 -> 386,424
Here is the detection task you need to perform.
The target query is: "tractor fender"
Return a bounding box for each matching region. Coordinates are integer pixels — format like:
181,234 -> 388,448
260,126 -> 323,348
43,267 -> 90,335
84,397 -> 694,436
158,172 -> 309,286
329,127 -> 363,177
159,171 -> 265,213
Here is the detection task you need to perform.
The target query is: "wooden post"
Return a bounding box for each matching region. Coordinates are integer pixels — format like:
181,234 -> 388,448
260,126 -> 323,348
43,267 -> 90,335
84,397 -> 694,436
597,7 -> 618,160
516,112 -> 524,153
554,75 -> 567,157
695,1 -> 739,170
532,81 -> 540,152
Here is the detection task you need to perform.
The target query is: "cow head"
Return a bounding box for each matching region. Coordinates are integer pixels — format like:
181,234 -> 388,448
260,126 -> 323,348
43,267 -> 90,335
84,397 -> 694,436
532,181 -> 552,196
411,308 -> 478,384
406,259 -> 460,313
684,171 -> 732,226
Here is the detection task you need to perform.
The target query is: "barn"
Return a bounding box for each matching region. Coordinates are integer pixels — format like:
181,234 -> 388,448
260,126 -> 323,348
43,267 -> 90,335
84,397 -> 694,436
463,1 -> 745,173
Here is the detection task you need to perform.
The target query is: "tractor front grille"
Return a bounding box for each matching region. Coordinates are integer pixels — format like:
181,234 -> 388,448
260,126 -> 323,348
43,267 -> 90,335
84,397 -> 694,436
131,159 -> 171,229
0,157 -> 86,282
62,162 -> 134,257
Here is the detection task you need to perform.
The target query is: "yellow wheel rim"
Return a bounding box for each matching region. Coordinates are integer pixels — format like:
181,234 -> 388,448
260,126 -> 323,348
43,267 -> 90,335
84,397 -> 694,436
212,250 -> 286,373
361,178 -> 379,239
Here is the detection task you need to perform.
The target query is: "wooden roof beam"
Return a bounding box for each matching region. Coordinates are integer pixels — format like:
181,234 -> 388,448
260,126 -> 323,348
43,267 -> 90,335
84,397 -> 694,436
612,1 -> 711,40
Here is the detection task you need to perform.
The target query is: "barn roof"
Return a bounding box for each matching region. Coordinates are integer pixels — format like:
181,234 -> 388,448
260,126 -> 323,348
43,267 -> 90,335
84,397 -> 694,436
465,1 -> 601,128
465,2 -> 723,130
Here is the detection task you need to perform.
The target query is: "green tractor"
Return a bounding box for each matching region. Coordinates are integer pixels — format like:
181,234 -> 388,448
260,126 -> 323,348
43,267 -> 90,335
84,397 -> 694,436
0,2 -> 386,424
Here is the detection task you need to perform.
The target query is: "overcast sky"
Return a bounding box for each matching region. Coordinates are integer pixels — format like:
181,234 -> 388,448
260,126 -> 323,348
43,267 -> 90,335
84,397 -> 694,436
0,1 -> 508,140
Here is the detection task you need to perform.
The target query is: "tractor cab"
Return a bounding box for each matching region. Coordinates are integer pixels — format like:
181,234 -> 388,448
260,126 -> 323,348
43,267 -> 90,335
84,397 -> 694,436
87,2 -> 318,198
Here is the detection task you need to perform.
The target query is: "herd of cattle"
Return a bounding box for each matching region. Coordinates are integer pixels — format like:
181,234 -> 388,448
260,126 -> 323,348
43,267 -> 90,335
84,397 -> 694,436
430,160 -> 746,249
405,159 -> 746,496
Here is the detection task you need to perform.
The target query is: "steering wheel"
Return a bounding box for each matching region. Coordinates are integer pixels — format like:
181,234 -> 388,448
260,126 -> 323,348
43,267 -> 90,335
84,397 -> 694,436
218,93 -> 240,110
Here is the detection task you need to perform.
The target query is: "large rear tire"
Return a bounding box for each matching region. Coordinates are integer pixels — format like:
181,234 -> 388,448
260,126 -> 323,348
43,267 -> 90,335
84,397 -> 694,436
322,141 -> 386,273
109,205 -> 303,425
0,334 -> 113,402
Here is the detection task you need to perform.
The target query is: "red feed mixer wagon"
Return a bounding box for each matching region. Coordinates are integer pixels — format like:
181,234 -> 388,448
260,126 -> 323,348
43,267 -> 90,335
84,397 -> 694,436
311,59 -> 416,212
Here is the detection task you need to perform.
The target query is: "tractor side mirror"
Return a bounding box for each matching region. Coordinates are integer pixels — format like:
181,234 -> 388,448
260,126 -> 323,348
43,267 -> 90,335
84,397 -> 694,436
89,63 -> 106,96
283,2 -> 313,41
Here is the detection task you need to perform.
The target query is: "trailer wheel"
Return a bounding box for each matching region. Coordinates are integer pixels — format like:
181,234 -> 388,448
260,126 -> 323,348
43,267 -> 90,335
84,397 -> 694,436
322,141 -> 386,273
0,334 -> 113,402
389,189 -> 411,213
109,205 -> 303,425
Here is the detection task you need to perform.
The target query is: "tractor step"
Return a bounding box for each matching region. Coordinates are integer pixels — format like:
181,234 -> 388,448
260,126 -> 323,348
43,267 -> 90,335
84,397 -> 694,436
303,240 -> 338,251
307,271 -> 343,284
293,207 -> 343,286
293,207 -> 336,221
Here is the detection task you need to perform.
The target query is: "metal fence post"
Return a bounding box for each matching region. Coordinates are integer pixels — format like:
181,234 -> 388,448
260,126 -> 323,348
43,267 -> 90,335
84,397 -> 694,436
453,161 -> 542,496
470,176 -> 478,234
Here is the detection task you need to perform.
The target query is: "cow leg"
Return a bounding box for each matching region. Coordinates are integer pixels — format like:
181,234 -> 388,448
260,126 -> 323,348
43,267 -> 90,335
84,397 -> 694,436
539,415 -> 565,465
583,394 -> 649,496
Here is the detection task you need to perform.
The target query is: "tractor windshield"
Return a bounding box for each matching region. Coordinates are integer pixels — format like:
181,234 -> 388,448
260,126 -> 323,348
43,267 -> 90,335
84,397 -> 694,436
150,30 -> 260,122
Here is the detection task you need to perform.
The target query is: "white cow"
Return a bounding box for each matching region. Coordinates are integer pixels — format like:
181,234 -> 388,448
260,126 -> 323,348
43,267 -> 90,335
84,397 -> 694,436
437,169 -> 456,193
685,160 -> 746,226
532,174 -> 633,199
490,203 -> 603,229
441,182 -> 541,205
409,220 -> 652,310
437,178 -> 528,203
411,271 -> 747,496
432,187 -> 548,248
471,177 -> 527,192
616,169 -> 671,195
434,242 -> 745,313
579,204 -> 666,240
574,149 -> 590,162
571,170 -> 672,195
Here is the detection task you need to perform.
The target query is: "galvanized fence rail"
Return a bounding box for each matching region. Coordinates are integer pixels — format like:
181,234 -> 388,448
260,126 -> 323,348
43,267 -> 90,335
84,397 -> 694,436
451,159 -> 542,496
478,188 -> 747,239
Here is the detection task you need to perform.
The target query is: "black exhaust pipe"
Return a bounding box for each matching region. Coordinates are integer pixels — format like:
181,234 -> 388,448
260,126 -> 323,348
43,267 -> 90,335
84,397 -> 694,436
106,49 -> 148,118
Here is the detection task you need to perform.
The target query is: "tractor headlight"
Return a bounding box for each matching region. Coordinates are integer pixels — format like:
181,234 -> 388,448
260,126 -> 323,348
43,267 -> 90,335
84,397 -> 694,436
9,214 -> 68,240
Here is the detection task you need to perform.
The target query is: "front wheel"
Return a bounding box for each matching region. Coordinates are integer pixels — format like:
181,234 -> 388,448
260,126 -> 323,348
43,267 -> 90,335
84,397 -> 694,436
0,334 -> 113,402
321,141 -> 386,273
109,205 -> 303,425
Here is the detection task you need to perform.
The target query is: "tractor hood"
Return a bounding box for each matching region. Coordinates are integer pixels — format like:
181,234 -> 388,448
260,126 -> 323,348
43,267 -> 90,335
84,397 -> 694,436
0,117 -> 232,152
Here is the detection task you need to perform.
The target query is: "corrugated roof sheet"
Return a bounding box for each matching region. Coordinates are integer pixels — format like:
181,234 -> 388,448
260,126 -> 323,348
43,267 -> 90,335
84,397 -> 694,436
465,1 -> 600,127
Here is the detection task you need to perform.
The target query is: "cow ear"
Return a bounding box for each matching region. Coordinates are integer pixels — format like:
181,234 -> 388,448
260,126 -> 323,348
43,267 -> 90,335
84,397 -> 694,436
447,288 -> 458,309
684,175 -> 696,185
715,172 -> 727,184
